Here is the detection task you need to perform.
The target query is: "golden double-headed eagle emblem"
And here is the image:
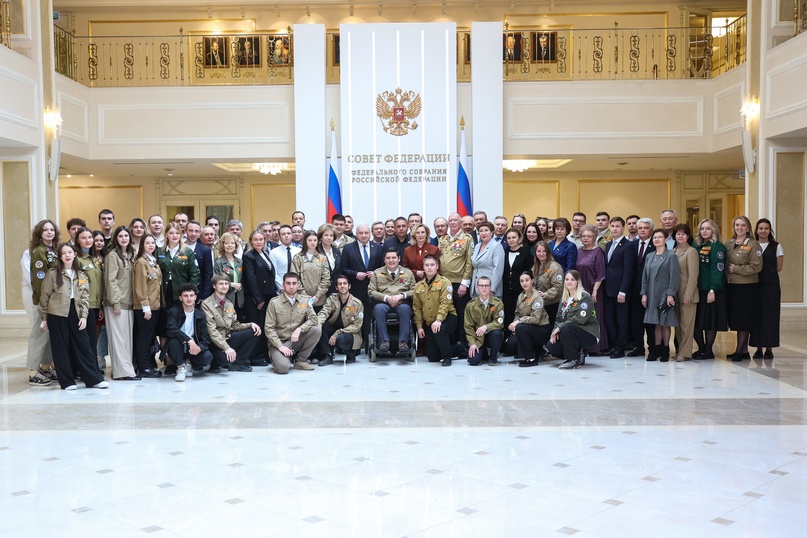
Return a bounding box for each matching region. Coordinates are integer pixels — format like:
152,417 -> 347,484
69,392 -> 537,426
376,87 -> 422,136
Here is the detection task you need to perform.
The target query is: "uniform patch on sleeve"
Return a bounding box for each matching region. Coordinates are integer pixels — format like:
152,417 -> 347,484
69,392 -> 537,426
36,271 -> 45,279
35,261 -> 44,269
555,274 -> 562,281
580,302 -> 588,310
446,294 -> 452,300
717,251 -> 724,259
717,263 -> 724,271
446,285 -> 453,292
308,297 -> 315,306
580,310 -> 587,317
497,317 -> 503,324
756,250 -> 762,257
499,310 -> 504,316
532,301 -> 543,310
358,312 -> 364,319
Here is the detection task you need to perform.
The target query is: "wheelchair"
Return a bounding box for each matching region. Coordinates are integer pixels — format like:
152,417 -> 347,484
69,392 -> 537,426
367,309 -> 418,362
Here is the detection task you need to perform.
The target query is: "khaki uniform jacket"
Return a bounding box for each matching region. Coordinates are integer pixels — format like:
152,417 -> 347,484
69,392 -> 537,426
264,293 -> 319,349
514,289 -> 550,326
464,295 -> 505,347
675,245 -> 700,304
292,252 -> 331,306
368,266 -> 416,303
725,237 -> 762,284
30,243 -> 59,305
438,231 -> 473,285
38,269 -> 89,320
201,294 -> 254,351
413,275 -> 457,328
104,250 -> 134,310
535,261 -> 564,305
133,256 -> 164,312
317,293 -> 364,350
555,291 -> 600,339
77,252 -> 104,309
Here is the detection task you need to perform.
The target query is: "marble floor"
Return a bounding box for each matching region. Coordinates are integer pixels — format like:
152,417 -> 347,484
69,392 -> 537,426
1,331 -> 806,537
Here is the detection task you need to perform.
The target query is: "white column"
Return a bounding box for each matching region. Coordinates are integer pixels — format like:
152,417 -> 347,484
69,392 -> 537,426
292,24 -> 327,222
470,22 -> 504,216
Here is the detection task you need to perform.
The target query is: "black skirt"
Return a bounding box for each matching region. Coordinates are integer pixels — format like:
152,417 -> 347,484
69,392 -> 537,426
695,289 -> 728,331
750,282 -> 780,347
726,283 -> 760,331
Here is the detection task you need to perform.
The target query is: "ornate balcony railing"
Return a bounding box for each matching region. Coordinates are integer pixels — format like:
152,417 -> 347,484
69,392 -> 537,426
797,1 -> 807,36
55,20 -> 746,87
0,0 -> 11,49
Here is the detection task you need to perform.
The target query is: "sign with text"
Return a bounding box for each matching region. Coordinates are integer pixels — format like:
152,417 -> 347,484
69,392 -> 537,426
339,23 -> 457,224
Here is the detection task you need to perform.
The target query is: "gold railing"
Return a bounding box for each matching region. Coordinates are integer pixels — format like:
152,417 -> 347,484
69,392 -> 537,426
797,1 -> 807,35
56,21 -> 746,87
0,0 -> 11,49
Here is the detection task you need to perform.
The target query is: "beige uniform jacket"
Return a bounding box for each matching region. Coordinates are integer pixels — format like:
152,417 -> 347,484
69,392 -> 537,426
132,256 -> 164,312
513,289 -> 550,326
535,261 -> 564,305
264,292 -> 319,349
438,231 -> 473,285
38,269 -> 90,320
292,252 -> 331,306
201,294 -> 254,351
413,275 -> 457,328
104,250 -> 134,310
725,237 -> 763,284
368,266 -> 416,303
317,293 -> 364,350
464,295 -> 505,347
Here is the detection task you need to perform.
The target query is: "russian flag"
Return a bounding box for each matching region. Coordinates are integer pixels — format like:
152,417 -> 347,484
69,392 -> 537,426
456,124 -> 472,216
327,128 -> 342,221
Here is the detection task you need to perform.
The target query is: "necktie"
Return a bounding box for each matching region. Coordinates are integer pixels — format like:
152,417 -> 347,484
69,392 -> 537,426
362,244 -> 369,268
286,247 -> 292,273
638,241 -> 646,260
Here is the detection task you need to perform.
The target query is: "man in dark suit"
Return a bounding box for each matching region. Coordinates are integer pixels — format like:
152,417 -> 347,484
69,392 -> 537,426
342,223 -> 384,347
258,222 -> 280,250
185,221 -> 213,302
603,217 -> 635,358
628,217 -> 655,356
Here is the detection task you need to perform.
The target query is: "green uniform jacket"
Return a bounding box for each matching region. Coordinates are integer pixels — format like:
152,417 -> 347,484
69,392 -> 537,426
438,231 -> 473,285
555,291 -> 600,339
413,275 -> 457,328
464,295 -> 505,347
368,266 -> 416,303
77,251 -> 104,309
725,237 -> 762,285
38,269 -> 90,320
513,288 -> 550,326
535,261 -> 564,305
264,292 -> 319,349
30,243 -> 59,305
696,240 -> 726,291
213,256 -> 244,308
201,294 -> 254,351
292,252 -> 331,306
317,293 -> 364,350
158,245 -> 200,302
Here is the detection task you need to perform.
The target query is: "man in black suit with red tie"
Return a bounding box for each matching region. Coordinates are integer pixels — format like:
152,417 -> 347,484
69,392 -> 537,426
341,223 -> 384,348
603,217 -> 635,358
628,217 -> 655,357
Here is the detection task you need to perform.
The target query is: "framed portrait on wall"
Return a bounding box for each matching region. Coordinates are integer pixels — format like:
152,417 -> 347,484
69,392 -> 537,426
532,31 -> 557,62
204,36 -> 229,67
267,35 -> 291,65
503,32 -> 522,62
233,35 -> 261,67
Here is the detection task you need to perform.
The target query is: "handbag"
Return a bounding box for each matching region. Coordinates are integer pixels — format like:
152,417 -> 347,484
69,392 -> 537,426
658,295 -> 677,314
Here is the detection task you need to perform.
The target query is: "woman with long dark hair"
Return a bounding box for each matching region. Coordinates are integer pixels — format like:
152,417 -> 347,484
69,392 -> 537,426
75,227 -> 104,373
104,225 -> 139,380
133,234 -> 164,378
502,227 -> 533,331
26,219 -> 60,386
533,241 -> 564,325
750,218 -> 782,360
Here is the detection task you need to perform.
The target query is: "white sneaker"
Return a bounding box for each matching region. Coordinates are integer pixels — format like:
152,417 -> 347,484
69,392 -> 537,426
92,381 -> 110,389
64,384 -> 78,391
184,365 -> 194,377
175,365 -> 186,382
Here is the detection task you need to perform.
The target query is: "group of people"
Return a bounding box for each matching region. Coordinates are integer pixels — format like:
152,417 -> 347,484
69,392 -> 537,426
22,205 -> 782,389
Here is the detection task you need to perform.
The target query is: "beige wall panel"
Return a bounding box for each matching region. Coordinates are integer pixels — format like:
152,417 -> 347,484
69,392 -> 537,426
767,58 -> 807,120
59,183 -> 146,231
578,179 -> 670,222
776,152 -> 804,303
249,182 -> 296,231
2,161 -> 31,311
503,180 -> 559,221
713,85 -> 743,134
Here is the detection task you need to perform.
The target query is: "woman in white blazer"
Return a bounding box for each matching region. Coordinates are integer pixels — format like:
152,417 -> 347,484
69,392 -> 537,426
470,221 -> 505,297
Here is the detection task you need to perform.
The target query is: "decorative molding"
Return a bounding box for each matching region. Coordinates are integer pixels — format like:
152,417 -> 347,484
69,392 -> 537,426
713,83 -> 744,135
0,66 -> 38,130
58,92 -> 89,144
766,55 -> 807,120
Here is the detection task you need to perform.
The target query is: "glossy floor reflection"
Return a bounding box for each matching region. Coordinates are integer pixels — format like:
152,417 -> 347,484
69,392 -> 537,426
1,331 -> 806,537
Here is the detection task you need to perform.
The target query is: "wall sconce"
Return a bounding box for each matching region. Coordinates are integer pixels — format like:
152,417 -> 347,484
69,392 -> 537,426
740,95 -> 760,130
44,107 -> 63,136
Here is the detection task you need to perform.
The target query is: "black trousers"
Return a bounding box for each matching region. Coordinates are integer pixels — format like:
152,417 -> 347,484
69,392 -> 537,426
165,337 -> 213,370
450,284 -> 472,349
245,296 -> 269,360
210,328 -> 260,367
317,323 -> 356,357
467,329 -> 504,365
546,324 -> 598,362
48,301 -> 104,389
545,302 -> 559,326
514,323 -> 552,359
423,314 -> 458,362
71,308 -> 101,375
133,309 -> 160,372
604,294 -> 630,349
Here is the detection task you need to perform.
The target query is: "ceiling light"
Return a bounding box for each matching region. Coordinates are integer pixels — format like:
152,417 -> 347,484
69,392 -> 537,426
252,162 -> 286,175
503,160 -> 534,172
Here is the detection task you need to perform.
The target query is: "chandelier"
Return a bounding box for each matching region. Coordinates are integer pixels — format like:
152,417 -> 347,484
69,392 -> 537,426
503,160 -> 535,172
252,162 -> 286,175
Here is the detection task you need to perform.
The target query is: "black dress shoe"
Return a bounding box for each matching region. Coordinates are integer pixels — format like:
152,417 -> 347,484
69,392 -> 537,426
609,349 -> 625,359
163,364 -> 177,375
250,359 -> 270,367
228,364 -> 253,372
519,358 -> 540,367
627,348 -> 645,357
764,350 -> 774,360
319,355 -> 334,366
114,376 -> 141,381
142,368 -> 162,378
345,353 -> 357,363
441,358 -> 451,367
753,349 -> 763,359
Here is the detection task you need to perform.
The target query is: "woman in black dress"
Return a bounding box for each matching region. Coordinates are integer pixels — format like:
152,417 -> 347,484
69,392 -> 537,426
750,218 -> 782,360
502,227 -> 534,333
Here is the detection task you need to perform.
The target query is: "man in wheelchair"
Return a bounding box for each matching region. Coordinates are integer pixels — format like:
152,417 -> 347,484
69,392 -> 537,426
368,248 -> 416,354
